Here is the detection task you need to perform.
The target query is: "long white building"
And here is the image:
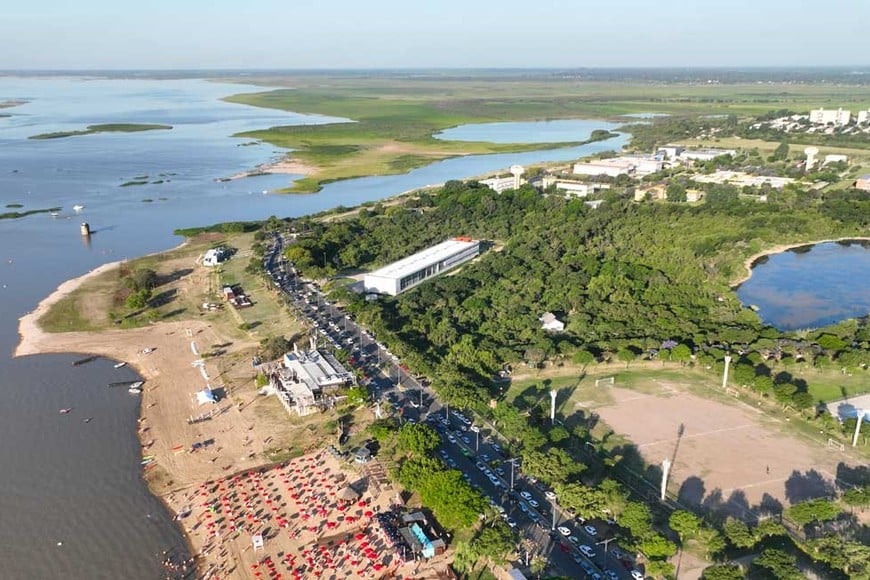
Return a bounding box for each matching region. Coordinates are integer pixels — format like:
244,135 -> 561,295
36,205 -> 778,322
363,238 -> 480,296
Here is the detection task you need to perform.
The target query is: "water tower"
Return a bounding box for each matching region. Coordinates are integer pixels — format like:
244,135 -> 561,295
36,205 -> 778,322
510,165 -> 525,190
804,146 -> 819,170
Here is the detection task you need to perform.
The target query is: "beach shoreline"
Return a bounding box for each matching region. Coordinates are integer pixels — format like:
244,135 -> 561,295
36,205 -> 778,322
225,155 -> 316,182
730,236 -> 870,288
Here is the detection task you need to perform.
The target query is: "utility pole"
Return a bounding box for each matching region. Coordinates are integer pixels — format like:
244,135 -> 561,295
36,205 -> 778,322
507,457 -> 519,491
551,498 -> 558,531
550,389 -> 557,424
853,409 -> 866,447
722,355 -> 732,389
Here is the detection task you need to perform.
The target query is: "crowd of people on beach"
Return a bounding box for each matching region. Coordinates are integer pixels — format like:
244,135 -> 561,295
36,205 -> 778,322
172,450 -> 407,579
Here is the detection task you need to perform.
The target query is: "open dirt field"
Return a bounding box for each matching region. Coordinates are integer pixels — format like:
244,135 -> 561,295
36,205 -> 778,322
586,378 -> 864,518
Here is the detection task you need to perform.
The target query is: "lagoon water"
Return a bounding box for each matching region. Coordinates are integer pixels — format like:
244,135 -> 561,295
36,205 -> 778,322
0,75 -> 625,578
435,118 -> 620,143
736,241 -> 870,330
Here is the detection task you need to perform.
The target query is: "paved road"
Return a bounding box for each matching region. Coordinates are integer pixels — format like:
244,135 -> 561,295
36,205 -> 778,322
263,234 -> 643,580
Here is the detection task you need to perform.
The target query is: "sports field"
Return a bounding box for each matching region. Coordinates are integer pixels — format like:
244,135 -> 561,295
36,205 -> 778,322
583,377 -> 863,518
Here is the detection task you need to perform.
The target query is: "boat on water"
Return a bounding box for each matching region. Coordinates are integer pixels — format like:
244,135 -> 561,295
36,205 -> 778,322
72,204 -> 84,212
59,408 -> 72,414
113,361 -> 127,369
72,355 -> 97,366
108,380 -> 143,389
128,386 -> 142,394
50,211 -> 60,218
82,418 -> 93,423
140,458 -> 154,465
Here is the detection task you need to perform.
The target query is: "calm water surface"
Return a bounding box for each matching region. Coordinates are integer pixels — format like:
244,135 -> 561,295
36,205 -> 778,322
435,118 -> 620,143
0,76 -> 624,578
736,241 -> 870,330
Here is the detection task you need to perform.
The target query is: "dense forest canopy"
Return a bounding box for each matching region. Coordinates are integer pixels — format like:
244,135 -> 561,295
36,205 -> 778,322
285,181 -> 869,407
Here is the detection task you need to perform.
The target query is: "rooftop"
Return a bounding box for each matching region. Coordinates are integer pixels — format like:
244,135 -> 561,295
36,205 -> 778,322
366,238 -> 478,280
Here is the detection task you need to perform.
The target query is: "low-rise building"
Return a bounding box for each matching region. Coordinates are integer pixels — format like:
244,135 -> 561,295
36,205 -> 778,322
269,346 -> 355,416
823,154 -> 848,165
364,237 -> 480,296
693,170 -> 794,189
540,312 -> 565,332
202,247 -> 229,267
856,175 -> 870,191
573,158 -> 634,177
479,175 -> 517,193
541,176 -> 608,198
679,148 -> 737,162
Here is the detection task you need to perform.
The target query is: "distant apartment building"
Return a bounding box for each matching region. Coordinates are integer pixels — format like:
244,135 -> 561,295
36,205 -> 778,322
809,107 -> 851,127
363,237 -> 480,296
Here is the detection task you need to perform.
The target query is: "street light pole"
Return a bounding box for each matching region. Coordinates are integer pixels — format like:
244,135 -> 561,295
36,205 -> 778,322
551,499 -> 557,531
475,430 -> 479,452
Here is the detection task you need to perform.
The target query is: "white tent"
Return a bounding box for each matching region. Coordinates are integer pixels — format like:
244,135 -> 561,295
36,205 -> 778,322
195,388 -> 217,405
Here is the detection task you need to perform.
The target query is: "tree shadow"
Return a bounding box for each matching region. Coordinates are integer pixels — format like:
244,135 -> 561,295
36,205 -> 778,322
156,267 -> 193,287
677,475 -> 706,507
784,469 -> 835,503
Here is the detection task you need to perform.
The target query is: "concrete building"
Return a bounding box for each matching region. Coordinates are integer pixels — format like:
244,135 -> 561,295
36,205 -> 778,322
269,346 -> 355,416
540,312 -> 565,332
479,176 -> 517,193
541,176 -> 607,198
202,247 -> 229,267
679,148 -> 737,162
572,158 -> 634,177
858,110 -> 869,125
363,237 -> 480,296
693,170 -> 794,189
809,108 -> 851,127
856,175 -> 870,192
823,154 -> 848,165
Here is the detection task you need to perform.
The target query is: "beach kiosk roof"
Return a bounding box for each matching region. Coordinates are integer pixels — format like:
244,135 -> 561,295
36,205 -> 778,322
195,388 -> 217,405
337,485 -> 360,502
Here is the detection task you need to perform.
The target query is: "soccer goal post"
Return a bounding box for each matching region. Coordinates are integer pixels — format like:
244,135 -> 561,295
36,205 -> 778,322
595,376 -> 615,387
827,438 -> 845,452
726,387 -> 740,398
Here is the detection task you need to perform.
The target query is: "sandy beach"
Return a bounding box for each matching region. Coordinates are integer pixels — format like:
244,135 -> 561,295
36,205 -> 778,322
730,236 -> 870,287
226,156 -> 316,182
13,261 -> 447,578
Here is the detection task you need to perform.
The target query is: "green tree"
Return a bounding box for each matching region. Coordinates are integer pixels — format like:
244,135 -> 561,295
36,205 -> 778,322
753,548 -> 802,580
520,447 -> 584,486
769,140 -> 789,162
396,423 -> 441,456
700,564 -> 743,580
666,182 -> 687,202
645,558 -> 676,578
472,520 -> 517,565
345,385 -> 368,407
616,347 -> 636,368
639,532 -> 678,559
722,517 -> 756,548
842,485 -> 870,510
125,268 -> 158,292
125,288 -> 152,309
548,425 -> 570,444
671,343 -> 692,365
573,349 -> 596,366
619,501 -> 653,537
787,498 -> 842,526
258,335 -> 291,360
367,418 -> 399,442
669,510 -> 701,542
556,483 -> 608,521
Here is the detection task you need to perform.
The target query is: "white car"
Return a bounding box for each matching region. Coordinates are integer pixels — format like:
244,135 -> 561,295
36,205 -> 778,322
528,499 -> 540,509
545,490 -> 557,501
631,571 -> 644,580
579,544 -> 596,559
520,491 -> 533,501
557,526 -> 572,537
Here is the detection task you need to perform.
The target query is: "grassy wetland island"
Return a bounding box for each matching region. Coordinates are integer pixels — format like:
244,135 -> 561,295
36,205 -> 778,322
224,71 -> 870,191
28,122 -> 172,140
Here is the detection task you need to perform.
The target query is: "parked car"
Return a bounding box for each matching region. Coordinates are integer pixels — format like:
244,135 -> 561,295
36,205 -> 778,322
584,524 -> 598,536
520,491 -> 533,501
579,545 -> 596,559
557,526 -> 572,537
604,571 -> 619,580
630,571 -> 644,580
545,490 -> 557,501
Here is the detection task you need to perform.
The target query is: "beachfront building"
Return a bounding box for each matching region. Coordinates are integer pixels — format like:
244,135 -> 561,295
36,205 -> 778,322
363,237 -> 480,296
202,247 -> 229,267
269,346 -> 355,416
809,107 -> 851,127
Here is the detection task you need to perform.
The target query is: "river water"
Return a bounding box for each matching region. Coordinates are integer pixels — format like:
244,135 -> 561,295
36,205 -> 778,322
0,75 -> 626,579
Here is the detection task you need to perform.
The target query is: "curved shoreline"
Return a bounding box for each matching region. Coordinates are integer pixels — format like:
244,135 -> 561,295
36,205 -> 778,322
730,236 -> 870,288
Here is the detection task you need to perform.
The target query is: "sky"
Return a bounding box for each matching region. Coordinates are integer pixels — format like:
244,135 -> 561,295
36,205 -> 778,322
3,0 -> 870,69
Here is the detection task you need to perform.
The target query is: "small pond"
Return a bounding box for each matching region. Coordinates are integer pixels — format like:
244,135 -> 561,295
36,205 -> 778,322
736,240 -> 870,330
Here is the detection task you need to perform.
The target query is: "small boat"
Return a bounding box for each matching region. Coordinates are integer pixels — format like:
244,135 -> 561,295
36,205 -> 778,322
141,458 -> 155,465
114,361 -> 127,369
82,418 -> 93,423
50,211 -> 60,218
129,386 -> 142,394
72,204 -> 84,212
59,408 -> 72,414
72,355 -> 97,366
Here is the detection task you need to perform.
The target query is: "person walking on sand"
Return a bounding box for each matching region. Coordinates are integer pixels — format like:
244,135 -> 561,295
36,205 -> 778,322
766,465 -> 770,474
